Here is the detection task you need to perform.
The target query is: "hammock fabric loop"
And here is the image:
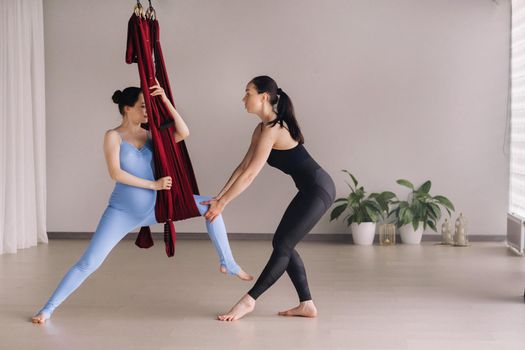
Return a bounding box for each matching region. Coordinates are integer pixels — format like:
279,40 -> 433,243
126,13 -> 200,257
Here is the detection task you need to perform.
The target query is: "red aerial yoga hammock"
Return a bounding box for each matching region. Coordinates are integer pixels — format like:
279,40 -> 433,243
125,4 -> 200,257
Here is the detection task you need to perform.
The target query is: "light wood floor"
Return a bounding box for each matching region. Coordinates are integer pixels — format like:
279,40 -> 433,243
2,239 -> 525,350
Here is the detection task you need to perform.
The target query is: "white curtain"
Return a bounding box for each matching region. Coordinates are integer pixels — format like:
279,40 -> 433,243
0,0 -> 47,254
511,0 -> 525,217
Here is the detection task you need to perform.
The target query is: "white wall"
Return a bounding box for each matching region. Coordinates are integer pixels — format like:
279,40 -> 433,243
44,0 -> 510,236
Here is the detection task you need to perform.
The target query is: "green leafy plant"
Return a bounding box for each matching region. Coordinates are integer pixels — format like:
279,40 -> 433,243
389,179 -> 455,231
330,170 -> 396,225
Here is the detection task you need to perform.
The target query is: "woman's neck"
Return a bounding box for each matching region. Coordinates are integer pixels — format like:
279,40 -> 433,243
258,110 -> 277,124
119,117 -> 143,134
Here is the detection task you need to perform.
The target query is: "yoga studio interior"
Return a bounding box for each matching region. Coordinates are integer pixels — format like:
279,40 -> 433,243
1,0 -> 522,349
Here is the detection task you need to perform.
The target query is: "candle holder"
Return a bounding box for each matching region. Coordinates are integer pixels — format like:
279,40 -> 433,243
440,218 -> 454,245
453,213 -> 469,247
379,223 -> 396,246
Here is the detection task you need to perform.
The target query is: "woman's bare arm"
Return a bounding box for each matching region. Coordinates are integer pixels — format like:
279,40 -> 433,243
150,84 -> 190,143
215,128 -> 259,199
202,124 -> 278,222
104,130 -> 170,190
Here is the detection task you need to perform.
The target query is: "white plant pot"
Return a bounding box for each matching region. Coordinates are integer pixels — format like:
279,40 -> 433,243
399,223 -> 424,244
350,222 -> 376,245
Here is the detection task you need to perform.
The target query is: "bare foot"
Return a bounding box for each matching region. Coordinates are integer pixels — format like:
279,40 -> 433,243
235,269 -> 254,281
217,294 -> 255,321
278,300 -> 318,318
31,313 -> 48,324
220,265 -> 254,281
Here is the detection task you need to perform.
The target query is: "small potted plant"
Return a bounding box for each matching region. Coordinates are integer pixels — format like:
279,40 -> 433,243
330,170 -> 395,245
389,179 -> 455,244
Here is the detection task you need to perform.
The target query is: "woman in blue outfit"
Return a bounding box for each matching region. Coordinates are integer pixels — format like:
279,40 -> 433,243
32,85 -> 252,324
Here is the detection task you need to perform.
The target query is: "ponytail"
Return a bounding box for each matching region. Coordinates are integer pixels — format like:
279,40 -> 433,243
250,76 -> 304,144
269,88 -> 304,144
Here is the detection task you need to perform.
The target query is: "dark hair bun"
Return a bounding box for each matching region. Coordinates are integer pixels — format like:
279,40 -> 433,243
112,90 -> 122,104
112,86 -> 142,115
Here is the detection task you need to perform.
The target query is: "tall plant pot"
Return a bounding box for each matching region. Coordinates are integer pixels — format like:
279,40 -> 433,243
399,223 -> 424,244
350,222 -> 376,245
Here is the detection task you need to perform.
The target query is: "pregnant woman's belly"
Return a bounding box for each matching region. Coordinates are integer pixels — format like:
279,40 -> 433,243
108,183 -> 156,215
108,138 -> 156,216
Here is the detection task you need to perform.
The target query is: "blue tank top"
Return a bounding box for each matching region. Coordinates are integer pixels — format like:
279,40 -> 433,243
108,137 -> 157,215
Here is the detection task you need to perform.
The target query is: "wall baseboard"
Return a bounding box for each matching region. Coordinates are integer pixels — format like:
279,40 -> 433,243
47,232 -> 506,243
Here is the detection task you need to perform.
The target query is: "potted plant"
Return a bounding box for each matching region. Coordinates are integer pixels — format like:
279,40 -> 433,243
330,170 -> 396,245
389,179 -> 455,244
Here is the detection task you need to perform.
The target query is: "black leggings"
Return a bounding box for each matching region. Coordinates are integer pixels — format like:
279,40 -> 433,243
248,169 -> 335,302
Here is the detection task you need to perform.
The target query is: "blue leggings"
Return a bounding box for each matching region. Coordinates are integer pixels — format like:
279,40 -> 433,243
36,194 -> 239,319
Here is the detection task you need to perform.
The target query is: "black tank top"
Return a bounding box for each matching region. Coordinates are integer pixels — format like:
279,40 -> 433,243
267,143 -> 322,191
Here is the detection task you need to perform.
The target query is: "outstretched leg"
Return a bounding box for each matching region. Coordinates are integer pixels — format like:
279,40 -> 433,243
193,194 -> 252,281
32,207 -> 147,324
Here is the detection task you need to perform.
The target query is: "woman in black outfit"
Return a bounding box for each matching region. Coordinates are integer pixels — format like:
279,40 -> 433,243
201,76 -> 335,321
